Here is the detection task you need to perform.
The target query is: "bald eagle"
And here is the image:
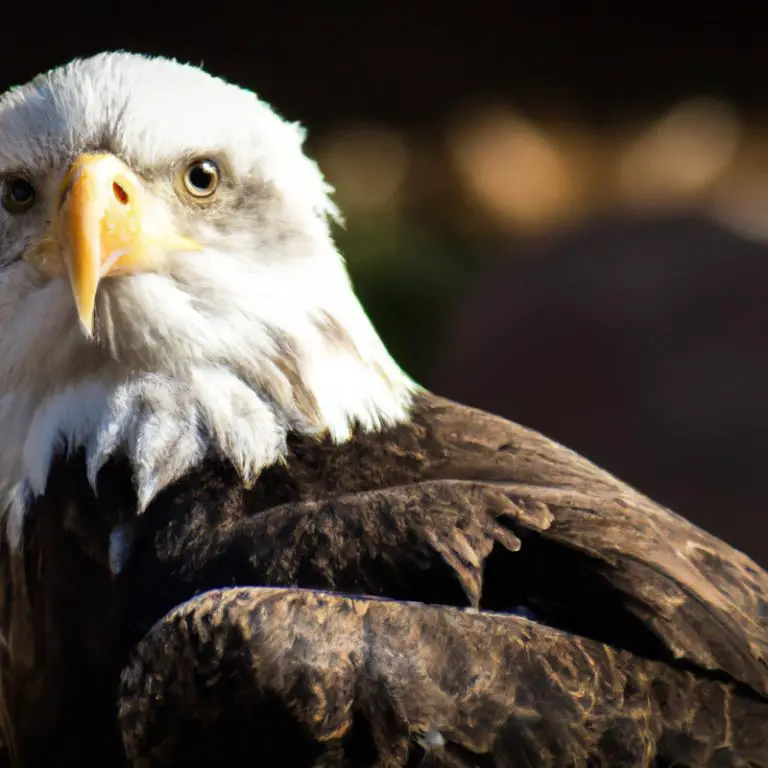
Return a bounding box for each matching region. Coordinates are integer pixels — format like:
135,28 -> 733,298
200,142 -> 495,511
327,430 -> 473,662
0,53 -> 765,768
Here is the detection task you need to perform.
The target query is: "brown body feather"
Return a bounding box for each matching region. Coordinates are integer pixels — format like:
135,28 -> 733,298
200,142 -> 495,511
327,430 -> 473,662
0,392 -> 766,766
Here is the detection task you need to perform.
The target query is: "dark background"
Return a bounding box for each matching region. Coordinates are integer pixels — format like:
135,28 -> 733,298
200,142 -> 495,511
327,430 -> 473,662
4,6 -> 768,565
3,7 -> 766,127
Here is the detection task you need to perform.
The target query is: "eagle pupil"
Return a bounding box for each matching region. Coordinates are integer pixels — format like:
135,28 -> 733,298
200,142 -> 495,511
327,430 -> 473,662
3,177 -> 35,211
188,162 -> 216,192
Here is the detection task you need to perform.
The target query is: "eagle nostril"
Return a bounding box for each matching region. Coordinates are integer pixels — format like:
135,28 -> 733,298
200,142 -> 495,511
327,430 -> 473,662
112,181 -> 129,205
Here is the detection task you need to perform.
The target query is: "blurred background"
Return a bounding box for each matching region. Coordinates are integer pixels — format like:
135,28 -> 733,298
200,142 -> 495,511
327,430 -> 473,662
2,5 -> 768,565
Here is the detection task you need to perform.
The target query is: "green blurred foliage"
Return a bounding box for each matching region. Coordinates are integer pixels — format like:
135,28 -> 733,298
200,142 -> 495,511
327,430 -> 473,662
335,213 -> 480,384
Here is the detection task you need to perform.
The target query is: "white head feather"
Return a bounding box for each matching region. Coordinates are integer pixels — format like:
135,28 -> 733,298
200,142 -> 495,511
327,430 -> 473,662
0,52 -> 416,548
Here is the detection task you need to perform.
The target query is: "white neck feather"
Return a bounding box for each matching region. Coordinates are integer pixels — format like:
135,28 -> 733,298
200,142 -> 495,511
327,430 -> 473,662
0,247 -> 417,551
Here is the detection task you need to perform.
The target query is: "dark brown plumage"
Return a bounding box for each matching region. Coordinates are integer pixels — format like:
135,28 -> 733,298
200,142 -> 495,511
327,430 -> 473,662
0,392 -> 767,766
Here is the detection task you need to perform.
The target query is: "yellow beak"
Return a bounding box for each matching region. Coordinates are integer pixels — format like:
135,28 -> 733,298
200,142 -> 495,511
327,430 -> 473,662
54,153 -> 200,337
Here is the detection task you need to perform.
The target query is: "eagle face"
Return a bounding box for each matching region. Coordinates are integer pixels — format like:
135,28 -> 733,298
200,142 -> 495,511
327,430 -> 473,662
0,52 -> 414,545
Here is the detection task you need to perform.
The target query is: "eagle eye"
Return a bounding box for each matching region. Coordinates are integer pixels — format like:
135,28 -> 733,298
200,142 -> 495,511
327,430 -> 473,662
2,176 -> 36,213
182,159 -> 220,199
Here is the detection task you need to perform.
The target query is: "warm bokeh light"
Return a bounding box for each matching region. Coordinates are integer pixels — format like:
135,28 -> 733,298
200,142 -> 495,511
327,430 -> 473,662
445,106 -> 582,233
313,125 -> 410,214
310,96 -> 768,243
615,98 -> 741,208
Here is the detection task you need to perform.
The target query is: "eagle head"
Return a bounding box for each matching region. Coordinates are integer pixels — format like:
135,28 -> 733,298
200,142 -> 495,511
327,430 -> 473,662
0,52 -> 415,545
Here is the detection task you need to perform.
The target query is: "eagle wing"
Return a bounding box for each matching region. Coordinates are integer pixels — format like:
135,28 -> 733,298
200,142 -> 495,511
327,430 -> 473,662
417,395 -> 768,696
119,587 -> 767,767
116,394 -> 768,766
